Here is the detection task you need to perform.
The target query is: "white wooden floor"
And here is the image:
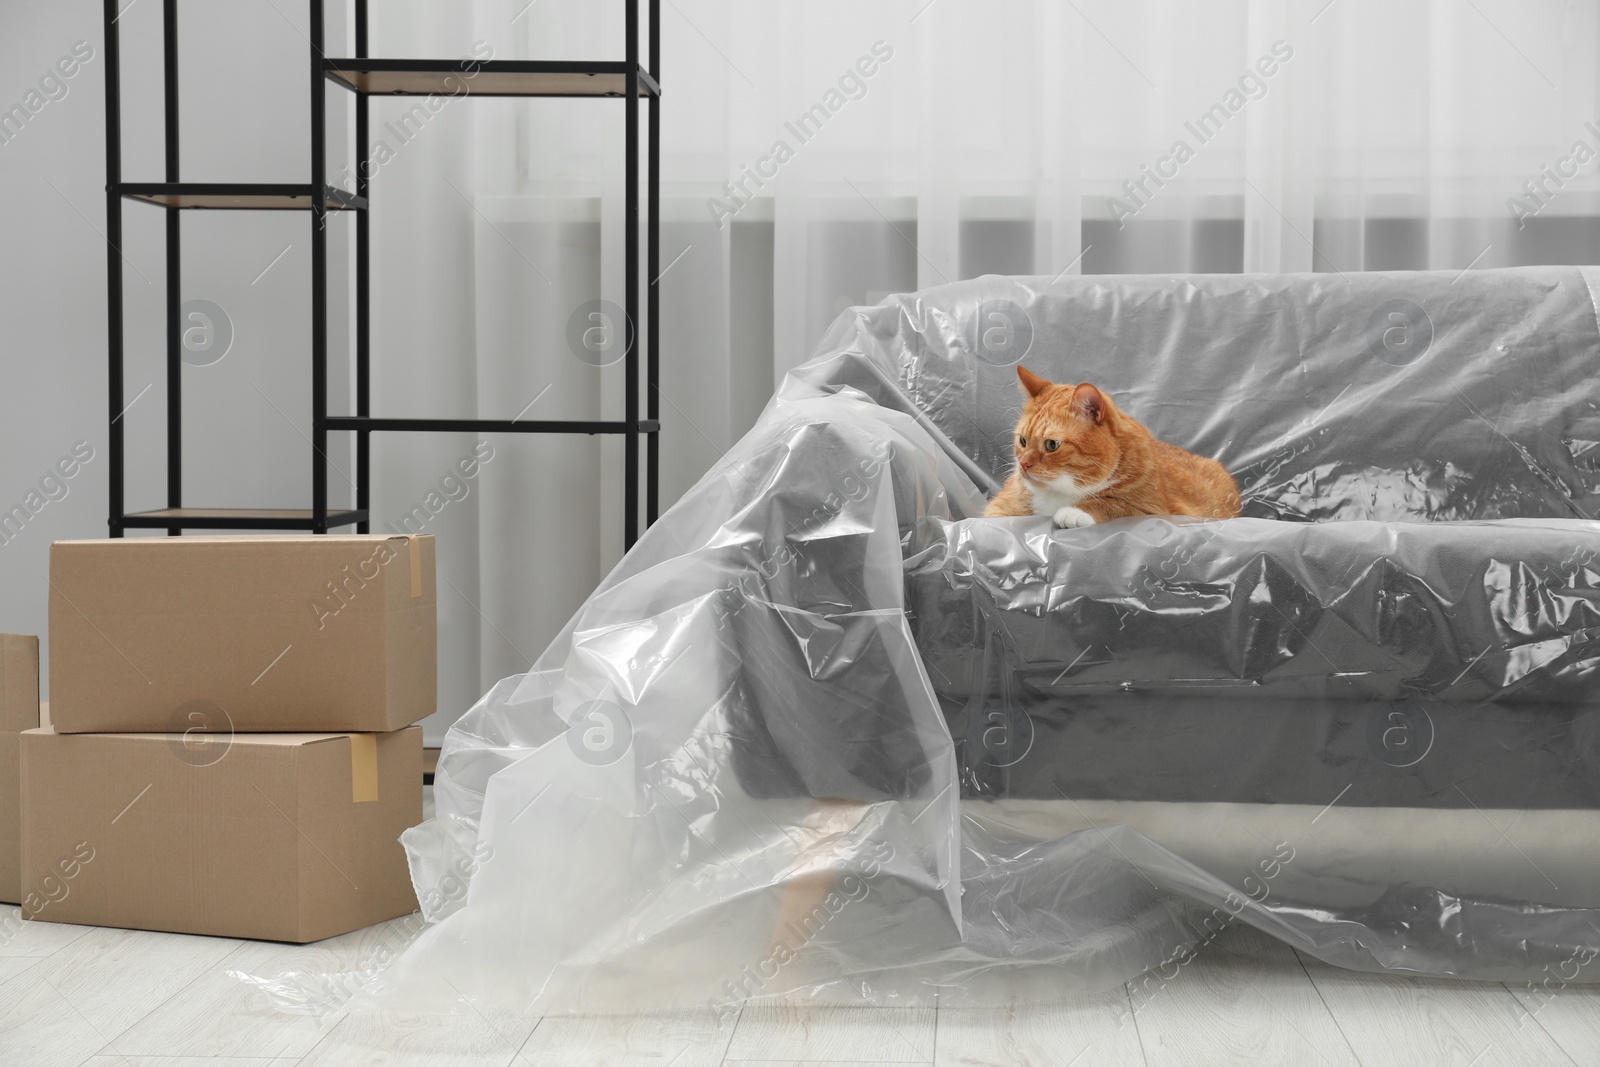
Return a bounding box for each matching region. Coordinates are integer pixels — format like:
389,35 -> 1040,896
2,912 -> 1596,1066
4,789 -> 1596,1065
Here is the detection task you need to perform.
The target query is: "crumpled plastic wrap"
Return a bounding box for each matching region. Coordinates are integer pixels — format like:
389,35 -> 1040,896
247,267 -> 1600,1017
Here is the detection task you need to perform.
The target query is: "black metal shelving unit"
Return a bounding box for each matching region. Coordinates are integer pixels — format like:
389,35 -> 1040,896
104,0 -> 661,545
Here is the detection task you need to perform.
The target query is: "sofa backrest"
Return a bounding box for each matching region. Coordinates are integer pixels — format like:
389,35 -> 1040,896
861,267 -> 1600,522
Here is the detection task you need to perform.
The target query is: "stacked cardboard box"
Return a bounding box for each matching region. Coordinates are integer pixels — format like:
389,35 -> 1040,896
0,634 -> 41,905
15,534 -> 436,942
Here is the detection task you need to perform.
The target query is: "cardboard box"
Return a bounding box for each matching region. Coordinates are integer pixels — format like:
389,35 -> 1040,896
20,725 -> 422,941
1,635 -> 41,903
49,534 -> 435,734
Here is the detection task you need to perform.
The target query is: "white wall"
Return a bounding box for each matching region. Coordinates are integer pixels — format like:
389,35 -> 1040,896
2,1 -> 139,713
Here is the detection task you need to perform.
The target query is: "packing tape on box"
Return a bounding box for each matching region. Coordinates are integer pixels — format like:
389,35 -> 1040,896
408,536 -> 421,598
348,733 -> 378,803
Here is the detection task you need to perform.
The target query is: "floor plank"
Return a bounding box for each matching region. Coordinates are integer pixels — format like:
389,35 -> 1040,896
0,968 -> 117,1067
297,1005 -> 537,1067
1132,924 -> 1359,1067
516,1011 -> 739,1067
1507,981 -> 1600,1065
111,917 -> 414,1059
1298,950 -> 1578,1067
0,924 -> 240,1056
0,907 -> 94,957
78,1058 -> 303,1066
726,1006 -> 936,1063
934,993 -> 1144,1067
0,954 -> 41,984
725,1062 -> 928,1066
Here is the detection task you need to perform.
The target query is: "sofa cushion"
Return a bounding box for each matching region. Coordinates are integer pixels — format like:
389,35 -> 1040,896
906,514 -> 1600,806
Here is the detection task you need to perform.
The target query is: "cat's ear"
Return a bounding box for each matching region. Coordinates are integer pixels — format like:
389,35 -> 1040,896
1017,366 -> 1051,399
1071,383 -> 1107,425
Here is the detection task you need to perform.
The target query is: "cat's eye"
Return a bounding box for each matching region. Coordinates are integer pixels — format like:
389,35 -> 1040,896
1044,439 -> 1060,452
1017,435 -> 1026,447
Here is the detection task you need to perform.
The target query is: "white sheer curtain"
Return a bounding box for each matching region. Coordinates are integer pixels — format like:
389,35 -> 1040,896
352,0 -> 1600,738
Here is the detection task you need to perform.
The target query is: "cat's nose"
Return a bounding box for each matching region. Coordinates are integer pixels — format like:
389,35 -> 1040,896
1019,458 -> 1033,470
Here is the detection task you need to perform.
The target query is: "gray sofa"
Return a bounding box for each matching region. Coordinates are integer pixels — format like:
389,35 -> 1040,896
729,266 -> 1600,912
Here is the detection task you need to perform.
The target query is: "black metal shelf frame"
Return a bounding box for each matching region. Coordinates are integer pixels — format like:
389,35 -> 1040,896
105,0 -> 661,546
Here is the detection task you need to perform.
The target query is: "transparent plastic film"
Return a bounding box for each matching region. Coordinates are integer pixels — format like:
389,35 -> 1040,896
243,267 -> 1600,1017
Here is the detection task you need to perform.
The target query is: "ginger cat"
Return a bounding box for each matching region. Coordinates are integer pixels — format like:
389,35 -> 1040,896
984,366 -> 1241,527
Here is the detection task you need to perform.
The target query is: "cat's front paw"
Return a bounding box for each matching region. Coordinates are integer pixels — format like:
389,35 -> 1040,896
1053,506 -> 1095,529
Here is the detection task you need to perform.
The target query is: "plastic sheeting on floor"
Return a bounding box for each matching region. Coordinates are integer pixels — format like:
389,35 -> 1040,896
243,267 -> 1600,1016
